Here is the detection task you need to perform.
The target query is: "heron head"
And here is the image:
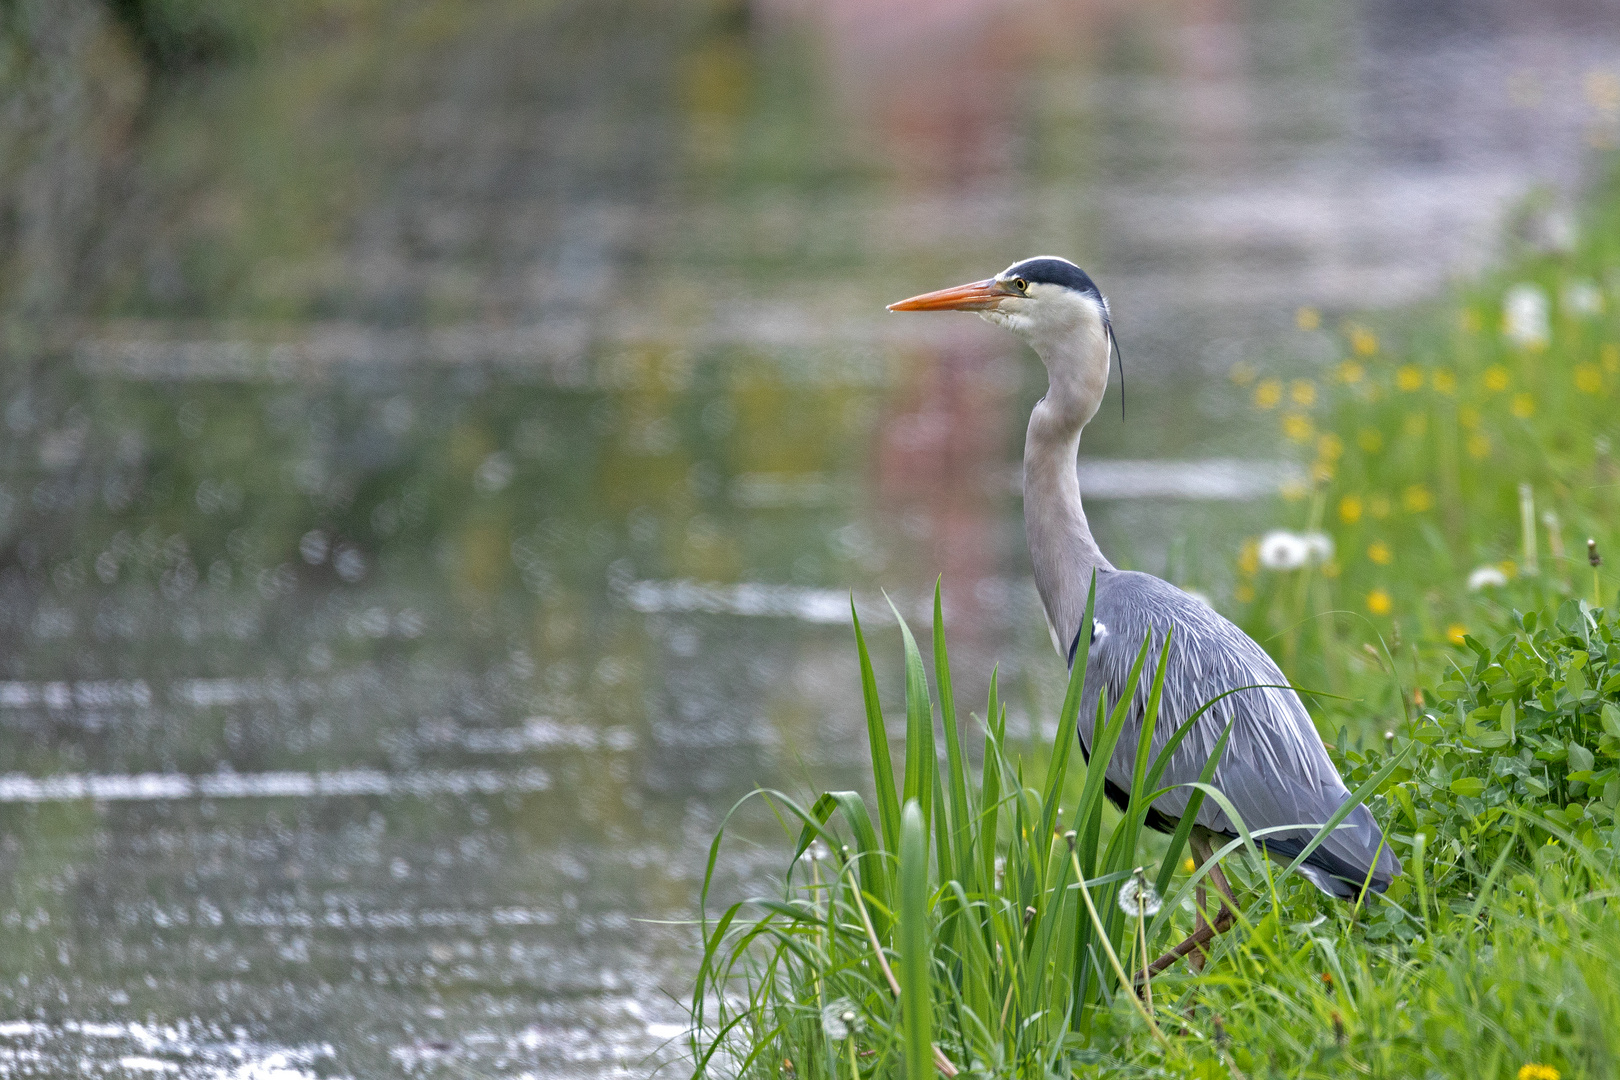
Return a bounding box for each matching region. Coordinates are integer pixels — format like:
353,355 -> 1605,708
888,257 -> 1116,386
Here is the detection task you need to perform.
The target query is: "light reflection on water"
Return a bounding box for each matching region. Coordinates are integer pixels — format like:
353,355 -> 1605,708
3,0 -> 1620,1075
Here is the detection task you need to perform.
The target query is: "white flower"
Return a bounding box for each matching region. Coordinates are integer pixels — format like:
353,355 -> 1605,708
1301,532 -> 1334,563
1503,284 -> 1549,348
1259,530 -> 1310,570
1467,565 -> 1508,591
1562,279 -> 1604,317
821,1000 -> 862,1040
799,840 -> 830,864
1117,876 -> 1162,918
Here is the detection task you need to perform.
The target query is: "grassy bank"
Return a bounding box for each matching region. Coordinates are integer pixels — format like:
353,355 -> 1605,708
1231,162 -> 1620,735
682,166 -> 1620,1078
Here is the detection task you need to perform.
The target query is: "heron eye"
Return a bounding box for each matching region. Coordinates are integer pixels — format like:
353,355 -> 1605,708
1014,278 -> 1028,293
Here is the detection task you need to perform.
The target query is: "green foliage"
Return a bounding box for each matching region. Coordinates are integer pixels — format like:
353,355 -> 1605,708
105,0 -> 268,69
1355,599 -> 1620,876
687,581 -> 1400,1078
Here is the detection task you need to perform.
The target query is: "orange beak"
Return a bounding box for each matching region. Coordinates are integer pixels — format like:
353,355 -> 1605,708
887,278 -> 1013,312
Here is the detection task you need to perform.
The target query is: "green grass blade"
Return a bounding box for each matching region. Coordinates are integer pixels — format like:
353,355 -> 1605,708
1038,573 -> 1098,865
979,669 -> 1003,903
890,597 -> 937,838
853,597 -> 902,853
1151,715 -> 1236,906
794,789 -> 893,940
899,799 -> 933,1080
1075,635 -> 1153,873
933,580 -> 974,891
1094,631 -> 1176,954
1274,741 -> 1413,890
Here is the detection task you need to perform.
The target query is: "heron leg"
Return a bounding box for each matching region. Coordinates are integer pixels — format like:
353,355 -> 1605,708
1190,828 -> 1237,931
1136,829 -> 1237,986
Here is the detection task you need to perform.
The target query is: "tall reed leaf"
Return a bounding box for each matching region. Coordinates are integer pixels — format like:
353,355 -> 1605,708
932,581 -> 975,894
1038,574 -> 1098,866
890,599 -> 937,838
899,799 -> 933,1080
852,598 -> 902,852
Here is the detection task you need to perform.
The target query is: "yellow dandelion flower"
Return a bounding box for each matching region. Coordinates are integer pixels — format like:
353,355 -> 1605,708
1368,541 -> 1393,565
1182,856 -> 1197,873
1229,361 -> 1257,385
1283,413 -> 1314,442
1603,343 -> 1619,373
1366,588 -> 1392,615
1458,405 -> 1481,428
1446,624 -> 1468,646
1368,494 -> 1391,519
1574,364 -> 1602,393
1484,365 -> 1510,391
1403,484 -> 1434,513
1358,427 -> 1384,453
1396,365 -> 1424,391
1317,433 -> 1344,461
1337,360 -> 1365,384
1432,369 -> 1457,394
1310,461 -> 1335,483
1296,307 -> 1321,331
1499,559 -> 1518,579
1467,433 -> 1491,459
1339,494 -> 1364,523
1255,379 -> 1282,409
1350,327 -> 1379,356
1238,539 -> 1260,576
1234,584 -> 1256,603
1291,379 -> 1317,407
1517,1064 -> 1560,1080
1511,392 -> 1536,418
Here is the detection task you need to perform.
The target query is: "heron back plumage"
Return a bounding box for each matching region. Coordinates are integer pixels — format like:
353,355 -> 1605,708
1071,569 -> 1401,898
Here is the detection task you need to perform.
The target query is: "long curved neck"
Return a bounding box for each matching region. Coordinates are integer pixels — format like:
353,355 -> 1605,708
1023,332 -> 1114,656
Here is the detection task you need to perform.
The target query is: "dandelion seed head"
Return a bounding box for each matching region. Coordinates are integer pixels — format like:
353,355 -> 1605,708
1116,876 -> 1162,918
1504,284 -> 1550,348
1562,279 -> 1603,317
821,1000 -> 862,1040
1259,530 -> 1310,570
800,840 -> 830,864
1468,565 -> 1509,591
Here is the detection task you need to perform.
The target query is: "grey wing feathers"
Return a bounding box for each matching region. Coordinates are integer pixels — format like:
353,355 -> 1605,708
1073,570 -> 1401,897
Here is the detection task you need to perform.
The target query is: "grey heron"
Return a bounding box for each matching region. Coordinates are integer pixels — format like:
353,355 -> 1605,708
888,257 -> 1400,973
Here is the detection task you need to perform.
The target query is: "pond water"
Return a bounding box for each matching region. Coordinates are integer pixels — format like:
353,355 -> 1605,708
3,1 -> 1620,1076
